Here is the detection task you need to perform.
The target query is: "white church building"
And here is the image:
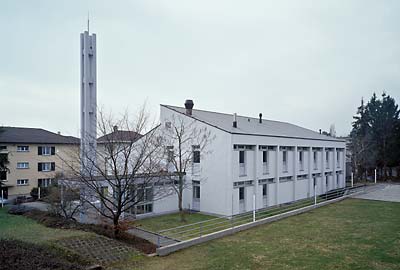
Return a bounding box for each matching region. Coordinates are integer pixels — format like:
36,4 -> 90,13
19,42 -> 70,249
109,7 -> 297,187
147,101 -> 346,217
76,28 -> 345,218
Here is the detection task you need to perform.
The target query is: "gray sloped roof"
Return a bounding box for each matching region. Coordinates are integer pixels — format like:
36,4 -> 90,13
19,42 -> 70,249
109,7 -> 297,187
162,105 -> 344,142
97,130 -> 143,143
0,127 -> 79,144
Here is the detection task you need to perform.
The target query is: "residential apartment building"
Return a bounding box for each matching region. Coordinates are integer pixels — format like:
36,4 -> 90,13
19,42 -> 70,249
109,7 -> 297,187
0,127 -> 79,200
136,102 -> 346,217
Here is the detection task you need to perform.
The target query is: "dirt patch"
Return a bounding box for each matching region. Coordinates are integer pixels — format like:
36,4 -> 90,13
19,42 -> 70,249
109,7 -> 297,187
21,210 -> 156,254
0,239 -> 88,270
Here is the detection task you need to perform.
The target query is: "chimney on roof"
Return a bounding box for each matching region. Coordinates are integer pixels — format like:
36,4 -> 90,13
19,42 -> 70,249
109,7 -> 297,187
57,131 -> 61,135
184,99 -> 194,115
233,113 -> 237,128
259,113 -> 262,124
113,125 -> 118,132
319,129 -> 322,134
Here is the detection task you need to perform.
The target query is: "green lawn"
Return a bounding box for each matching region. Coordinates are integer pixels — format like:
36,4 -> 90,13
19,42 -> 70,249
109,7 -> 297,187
119,198 -> 400,270
134,212 -> 216,232
0,207 -> 92,244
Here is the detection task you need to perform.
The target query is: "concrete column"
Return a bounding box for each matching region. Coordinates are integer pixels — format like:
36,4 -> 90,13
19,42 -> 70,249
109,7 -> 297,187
293,146 -> 297,201
253,146 -> 259,210
343,148 -> 346,188
321,147 -> 326,193
275,145 -> 280,205
333,148 -> 337,189
308,147 -> 313,197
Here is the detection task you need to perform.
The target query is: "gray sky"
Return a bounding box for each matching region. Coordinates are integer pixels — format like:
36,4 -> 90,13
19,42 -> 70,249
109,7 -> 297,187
1,1 -> 399,137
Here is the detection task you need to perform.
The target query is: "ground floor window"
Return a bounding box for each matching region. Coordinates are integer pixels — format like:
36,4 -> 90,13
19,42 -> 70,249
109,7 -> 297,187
136,203 -> 153,215
262,184 -> 267,197
239,187 -> 245,201
38,178 -> 53,188
17,179 -> 29,186
193,185 -> 200,199
131,185 -> 154,215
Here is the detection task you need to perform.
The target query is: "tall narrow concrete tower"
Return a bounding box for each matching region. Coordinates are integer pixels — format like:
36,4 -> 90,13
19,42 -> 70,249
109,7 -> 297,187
80,29 -> 97,174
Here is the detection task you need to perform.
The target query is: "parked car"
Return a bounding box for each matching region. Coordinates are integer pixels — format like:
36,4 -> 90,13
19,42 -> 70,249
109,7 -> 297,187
15,196 -> 34,204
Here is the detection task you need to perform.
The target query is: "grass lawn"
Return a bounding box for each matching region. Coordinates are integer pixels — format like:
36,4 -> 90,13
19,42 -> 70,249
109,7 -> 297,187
117,198 -> 400,270
134,212 -> 216,232
0,207 -> 92,244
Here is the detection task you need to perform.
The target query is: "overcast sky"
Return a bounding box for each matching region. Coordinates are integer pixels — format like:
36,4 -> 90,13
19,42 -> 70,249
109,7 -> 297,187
1,1 -> 399,137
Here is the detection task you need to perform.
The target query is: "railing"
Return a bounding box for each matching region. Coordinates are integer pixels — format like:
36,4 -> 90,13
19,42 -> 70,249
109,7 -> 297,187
156,186 -> 359,247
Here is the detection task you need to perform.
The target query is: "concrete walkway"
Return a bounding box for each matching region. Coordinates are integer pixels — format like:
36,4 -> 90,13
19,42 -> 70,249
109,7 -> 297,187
352,183 -> 400,202
127,227 -> 179,247
21,201 -> 50,211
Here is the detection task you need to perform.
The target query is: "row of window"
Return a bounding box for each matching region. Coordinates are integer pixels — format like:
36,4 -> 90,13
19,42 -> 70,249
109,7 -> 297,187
3,145 -> 56,155
16,162 -> 56,171
15,178 -> 53,187
238,149 -> 342,176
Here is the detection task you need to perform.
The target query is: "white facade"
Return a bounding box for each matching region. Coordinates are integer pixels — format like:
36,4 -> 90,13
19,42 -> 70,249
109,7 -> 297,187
142,104 -> 346,217
80,30 -> 97,173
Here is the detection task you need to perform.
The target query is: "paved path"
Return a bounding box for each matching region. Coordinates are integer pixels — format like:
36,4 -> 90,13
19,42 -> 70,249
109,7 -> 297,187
127,227 -> 179,247
21,201 -> 49,211
352,183 -> 400,202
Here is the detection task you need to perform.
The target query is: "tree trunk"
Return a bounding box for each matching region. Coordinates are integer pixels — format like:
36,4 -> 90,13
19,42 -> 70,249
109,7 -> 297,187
113,215 -> 120,238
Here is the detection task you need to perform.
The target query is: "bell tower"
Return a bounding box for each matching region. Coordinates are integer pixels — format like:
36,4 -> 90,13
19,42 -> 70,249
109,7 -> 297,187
80,26 -> 97,174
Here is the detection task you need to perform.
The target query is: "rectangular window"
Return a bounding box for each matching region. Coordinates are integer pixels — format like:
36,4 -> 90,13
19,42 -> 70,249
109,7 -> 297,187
262,184 -> 267,197
38,178 -> 53,188
262,151 -> 268,174
38,162 -> 55,172
282,150 -> 288,172
326,151 -> 330,169
17,146 -> 29,152
38,146 -> 55,156
313,151 -> 318,169
239,151 -> 245,164
17,162 -> 29,169
239,151 -> 246,176
299,151 -> 304,171
0,146 -> 7,150
193,150 -> 200,163
17,179 -> 29,186
239,187 -> 245,201
193,185 -> 200,199
336,152 -> 340,168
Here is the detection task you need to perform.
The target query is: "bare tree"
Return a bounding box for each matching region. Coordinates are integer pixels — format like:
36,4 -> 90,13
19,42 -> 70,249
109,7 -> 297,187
162,114 -> 214,221
61,106 -> 168,237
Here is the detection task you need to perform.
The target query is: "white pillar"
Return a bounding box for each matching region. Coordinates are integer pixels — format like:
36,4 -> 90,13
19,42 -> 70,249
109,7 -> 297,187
374,169 -> 377,184
253,146 -> 259,210
38,187 -> 41,200
321,147 -> 326,193
308,147 -> 313,198
293,146 -> 297,201
275,145 -> 280,205
333,148 -> 337,189
351,172 -> 354,187
252,194 -> 256,222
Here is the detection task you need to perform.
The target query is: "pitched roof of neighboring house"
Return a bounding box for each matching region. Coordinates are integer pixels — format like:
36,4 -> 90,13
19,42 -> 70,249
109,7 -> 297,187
161,105 -> 344,142
0,126 -> 80,144
97,130 -> 143,143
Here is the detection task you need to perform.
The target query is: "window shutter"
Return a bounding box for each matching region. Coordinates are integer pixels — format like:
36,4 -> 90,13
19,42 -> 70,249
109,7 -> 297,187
51,162 -> 55,171
38,147 -> 42,155
38,163 -> 42,172
51,147 -> 55,155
